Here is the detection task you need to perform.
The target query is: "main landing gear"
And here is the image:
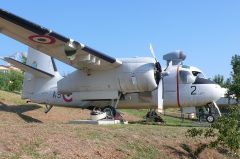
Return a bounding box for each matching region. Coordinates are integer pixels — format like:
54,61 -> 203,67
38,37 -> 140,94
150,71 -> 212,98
90,93 -> 124,121
90,106 -> 123,121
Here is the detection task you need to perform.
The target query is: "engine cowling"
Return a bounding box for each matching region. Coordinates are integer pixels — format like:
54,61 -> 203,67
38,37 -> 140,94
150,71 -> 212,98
118,60 -> 157,93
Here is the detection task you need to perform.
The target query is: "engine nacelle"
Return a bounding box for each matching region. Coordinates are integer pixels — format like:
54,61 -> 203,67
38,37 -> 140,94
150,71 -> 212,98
57,57 -> 158,96
118,59 -> 157,93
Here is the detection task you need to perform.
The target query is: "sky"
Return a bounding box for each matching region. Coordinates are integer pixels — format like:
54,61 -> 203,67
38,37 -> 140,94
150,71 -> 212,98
0,1 -> 239,79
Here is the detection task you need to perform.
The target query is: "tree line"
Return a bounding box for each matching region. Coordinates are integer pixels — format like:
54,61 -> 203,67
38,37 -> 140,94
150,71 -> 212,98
213,54 -> 240,103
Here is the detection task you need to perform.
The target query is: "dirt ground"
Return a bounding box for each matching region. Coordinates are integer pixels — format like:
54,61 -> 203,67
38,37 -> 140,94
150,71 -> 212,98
0,91 -> 237,159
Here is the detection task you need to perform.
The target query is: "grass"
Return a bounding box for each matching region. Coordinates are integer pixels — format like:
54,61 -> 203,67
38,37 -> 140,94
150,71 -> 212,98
121,109 -> 193,127
125,141 -> 165,159
0,90 -> 235,159
7,138 -> 57,159
73,124 -> 184,159
0,90 -> 26,105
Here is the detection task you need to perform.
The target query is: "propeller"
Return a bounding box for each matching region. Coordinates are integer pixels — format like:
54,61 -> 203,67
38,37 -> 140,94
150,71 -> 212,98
149,43 -> 157,62
149,43 -> 162,85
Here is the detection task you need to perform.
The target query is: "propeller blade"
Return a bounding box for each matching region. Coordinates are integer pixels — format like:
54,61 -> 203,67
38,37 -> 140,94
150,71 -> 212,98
149,43 -> 156,61
149,43 -> 162,85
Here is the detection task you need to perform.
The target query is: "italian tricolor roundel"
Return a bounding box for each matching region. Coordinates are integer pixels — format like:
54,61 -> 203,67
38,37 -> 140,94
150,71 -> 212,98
29,35 -> 56,44
63,94 -> 73,102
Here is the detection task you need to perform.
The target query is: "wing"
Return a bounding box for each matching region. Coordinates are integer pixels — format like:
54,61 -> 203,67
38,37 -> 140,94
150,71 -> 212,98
0,9 -> 122,71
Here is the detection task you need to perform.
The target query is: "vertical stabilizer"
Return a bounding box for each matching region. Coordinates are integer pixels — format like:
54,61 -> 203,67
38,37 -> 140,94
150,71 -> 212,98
22,47 -> 62,99
26,47 -> 56,74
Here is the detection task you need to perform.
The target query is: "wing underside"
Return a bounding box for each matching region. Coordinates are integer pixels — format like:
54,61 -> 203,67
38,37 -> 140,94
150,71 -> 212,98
0,8 -> 122,71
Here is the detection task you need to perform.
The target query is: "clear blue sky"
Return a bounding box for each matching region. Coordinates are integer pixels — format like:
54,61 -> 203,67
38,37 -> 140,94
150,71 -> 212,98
1,1 -> 239,79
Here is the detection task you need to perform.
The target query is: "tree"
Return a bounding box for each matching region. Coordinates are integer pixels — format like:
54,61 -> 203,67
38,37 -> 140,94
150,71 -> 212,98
229,54 -> 240,103
213,74 -> 225,87
0,70 -> 23,92
8,70 -> 24,91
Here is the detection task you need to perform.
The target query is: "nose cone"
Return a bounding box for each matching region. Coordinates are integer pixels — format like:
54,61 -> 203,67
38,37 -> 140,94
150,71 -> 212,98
200,79 -> 223,103
212,84 -> 223,101
193,78 -> 223,102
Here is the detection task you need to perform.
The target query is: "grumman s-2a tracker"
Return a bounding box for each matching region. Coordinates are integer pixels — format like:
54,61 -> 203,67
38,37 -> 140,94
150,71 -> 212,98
0,8 -> 223,123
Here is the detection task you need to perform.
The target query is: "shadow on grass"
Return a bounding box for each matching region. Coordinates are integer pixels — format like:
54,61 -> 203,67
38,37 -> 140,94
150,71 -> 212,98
128,120 -> 164,125
128,120 -> 195,127
0,102 -> 42,123
164,143 -> 208,159
163,145 -> 188,158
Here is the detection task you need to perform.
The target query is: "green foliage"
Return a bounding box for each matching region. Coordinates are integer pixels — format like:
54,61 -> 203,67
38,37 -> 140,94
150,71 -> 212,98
186,128 -> 204,138
186,106 -> 240,156
229,54 -> 240,102
21,54 -> 27,64
211,106 -> 240,153
0,70 -> 23,92
213,74 -> 225,87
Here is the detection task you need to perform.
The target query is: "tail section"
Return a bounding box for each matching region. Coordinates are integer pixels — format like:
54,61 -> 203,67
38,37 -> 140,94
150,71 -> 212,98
4,47 -> 62,99
22,47 -> 62,99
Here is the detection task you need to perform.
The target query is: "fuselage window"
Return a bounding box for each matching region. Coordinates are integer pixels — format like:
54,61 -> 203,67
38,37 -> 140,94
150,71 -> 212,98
179,70 -> 195,84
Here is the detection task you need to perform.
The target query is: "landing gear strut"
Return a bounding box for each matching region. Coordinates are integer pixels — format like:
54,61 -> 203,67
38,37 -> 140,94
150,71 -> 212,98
44,105 -> 53,113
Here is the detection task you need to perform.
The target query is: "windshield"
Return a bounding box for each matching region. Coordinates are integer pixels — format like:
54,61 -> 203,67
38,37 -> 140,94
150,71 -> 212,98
179,70 -> 195,84
192,71 -> 206,79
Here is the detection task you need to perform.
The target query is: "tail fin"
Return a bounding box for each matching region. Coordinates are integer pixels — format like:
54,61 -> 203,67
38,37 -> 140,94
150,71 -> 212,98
4,47 -> 62,99
26,47 -> 57,74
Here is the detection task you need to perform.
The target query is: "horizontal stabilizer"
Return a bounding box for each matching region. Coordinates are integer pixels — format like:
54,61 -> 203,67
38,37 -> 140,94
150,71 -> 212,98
3,57 -> 54,78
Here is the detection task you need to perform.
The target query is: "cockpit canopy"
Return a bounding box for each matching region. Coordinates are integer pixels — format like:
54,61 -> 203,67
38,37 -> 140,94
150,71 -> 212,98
179,66 -> 206,84
179,71 -> 195,84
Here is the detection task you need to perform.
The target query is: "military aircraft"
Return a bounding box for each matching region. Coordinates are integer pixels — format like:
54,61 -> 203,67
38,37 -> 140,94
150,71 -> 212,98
0,8 -> 223,122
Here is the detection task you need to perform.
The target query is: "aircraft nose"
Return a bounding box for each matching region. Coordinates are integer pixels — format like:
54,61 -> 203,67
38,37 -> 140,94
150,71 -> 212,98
212,83 -> 223,101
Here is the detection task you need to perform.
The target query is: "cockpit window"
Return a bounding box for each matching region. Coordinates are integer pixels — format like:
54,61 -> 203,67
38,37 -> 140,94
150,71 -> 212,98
179,71 -> 195,84
192,71 -> 206,79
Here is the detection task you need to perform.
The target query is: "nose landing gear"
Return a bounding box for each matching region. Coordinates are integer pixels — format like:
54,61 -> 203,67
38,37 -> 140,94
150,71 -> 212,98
198,102 -> 221,123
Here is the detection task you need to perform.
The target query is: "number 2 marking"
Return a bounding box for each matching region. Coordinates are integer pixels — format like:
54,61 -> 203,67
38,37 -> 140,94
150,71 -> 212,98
191,86 -> 196,95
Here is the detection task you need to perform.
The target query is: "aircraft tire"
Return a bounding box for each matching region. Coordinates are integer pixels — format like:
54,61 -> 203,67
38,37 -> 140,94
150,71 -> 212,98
103,106 -> 116,119
206,115 -> 215,123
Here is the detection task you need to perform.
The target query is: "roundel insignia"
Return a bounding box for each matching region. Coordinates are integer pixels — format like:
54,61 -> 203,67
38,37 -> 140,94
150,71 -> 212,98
63,94 -> 73,102
29,35 -> 56,44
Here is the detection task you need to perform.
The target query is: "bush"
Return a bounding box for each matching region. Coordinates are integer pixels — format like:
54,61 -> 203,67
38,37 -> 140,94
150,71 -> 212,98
186,106 -> 240,156
0,70 -> 23,92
